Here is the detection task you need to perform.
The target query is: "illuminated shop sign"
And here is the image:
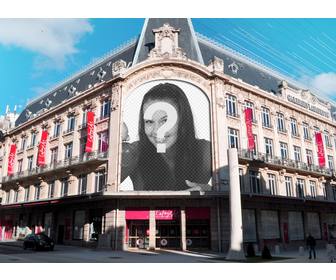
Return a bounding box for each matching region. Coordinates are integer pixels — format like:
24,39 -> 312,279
287,95 -> 330,118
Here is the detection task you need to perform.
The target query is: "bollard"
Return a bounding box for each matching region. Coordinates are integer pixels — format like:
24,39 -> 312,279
275,245 -> 280,255
299,246 -> 304,256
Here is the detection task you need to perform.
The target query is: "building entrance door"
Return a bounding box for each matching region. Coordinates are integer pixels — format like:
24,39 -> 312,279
156,220 -> 181,248
127,220 -> 149,249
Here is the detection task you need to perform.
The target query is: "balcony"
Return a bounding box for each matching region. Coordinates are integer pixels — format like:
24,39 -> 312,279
63,128 -> 75,136
1,151 -> 108,184
96,115 -> 110,123
238,149 -> 333,177
78,123 -> 87,130
226,111 -> 240,119
277,128 -> 287,134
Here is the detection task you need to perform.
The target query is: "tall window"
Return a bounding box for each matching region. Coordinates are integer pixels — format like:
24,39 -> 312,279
82,108 -> 88,126
306,149 -> 313,165
226,94 -> 238,117
6,191 -> 10,204
249,171 -> 261,194
95,170 -> 106,192
17,159 -> 23,173
239,168 -> 244,193
67,115 -> 75,132
252,134 -> 258,156
328,155 -> 334,171
50,147 -> 58,164
264,138 -> 273,158
30,132 -> 37,147
261,107 -> 271,128
14,190 -> 19,203
48,181 -> 55,199
20,137 -> 27,150
101,99 -> 111,119
98,131 -> 109,153
277,112 -> 285,132
290,118 -> 298,136
310,181 -> 317,199
296,178 -> 305,198
268,173 -> 277,195
228,128 -> 239,149
303,123 -> 310,140
53,121 -> 61,137
27,155 -> 34,171
24,187 -> 30,202
280,142 -> 288,160
78,174 -> 88,195
324,131 -> 332,148
34,184 -> 41,200
244,101 -> 255,122
285,176 -> 293,197
321,183 -> 327,200
64,142 -> 73,159
294,146 -> 301,162
80,137 -> 87,155
61,178 -> 69,197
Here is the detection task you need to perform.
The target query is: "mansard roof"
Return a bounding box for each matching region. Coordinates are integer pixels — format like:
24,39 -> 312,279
15,18 -> 336,127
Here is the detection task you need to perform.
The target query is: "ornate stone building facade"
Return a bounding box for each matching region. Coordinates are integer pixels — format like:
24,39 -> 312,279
0,19 -> 336,252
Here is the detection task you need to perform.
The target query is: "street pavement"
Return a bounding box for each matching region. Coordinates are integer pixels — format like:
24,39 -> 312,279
0,240 -> 335,263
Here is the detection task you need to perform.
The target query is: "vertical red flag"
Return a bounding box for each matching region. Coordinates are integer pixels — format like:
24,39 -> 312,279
315,131 -> 325,167
244,108 -> 255,151
85,111 -> 95,153
37,130 -> 48,166
7,144 -> 16,175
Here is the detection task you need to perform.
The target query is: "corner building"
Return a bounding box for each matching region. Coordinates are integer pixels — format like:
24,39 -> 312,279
1,19 -> 336,252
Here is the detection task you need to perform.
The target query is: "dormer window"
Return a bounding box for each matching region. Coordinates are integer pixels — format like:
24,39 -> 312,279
45,98 -> 52,108
97,67 -> 106,81
68,85 -> 76,95
228,62 -> 239,74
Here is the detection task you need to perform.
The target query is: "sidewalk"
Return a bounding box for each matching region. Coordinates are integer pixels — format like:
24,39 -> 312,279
1,239 -> 335,262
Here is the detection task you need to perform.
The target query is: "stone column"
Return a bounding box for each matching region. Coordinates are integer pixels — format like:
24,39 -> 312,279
149,209 -> 156,250
226,148 -> 246,260
180,207 -> 187,251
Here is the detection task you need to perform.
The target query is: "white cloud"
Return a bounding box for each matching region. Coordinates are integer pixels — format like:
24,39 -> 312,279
299,72 -> 336,101
0,19 -> 93,68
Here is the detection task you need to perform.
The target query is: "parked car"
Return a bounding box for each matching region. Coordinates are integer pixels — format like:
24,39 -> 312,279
23,233 -> 55,251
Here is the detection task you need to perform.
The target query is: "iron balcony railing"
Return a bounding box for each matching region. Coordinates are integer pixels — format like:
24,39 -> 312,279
2,150 -> 108,183
238,149 -> 333,177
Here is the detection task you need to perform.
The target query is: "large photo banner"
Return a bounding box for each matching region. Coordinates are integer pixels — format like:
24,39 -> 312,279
120,80 -> 212,191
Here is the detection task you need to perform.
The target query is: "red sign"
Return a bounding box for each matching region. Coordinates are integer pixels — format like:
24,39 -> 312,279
155,209 -> 179,220
315,132 -> 325,167
125,209 -> 150,220
244,108 -> 255,151
7,144 -> 16,175
85,111 -> 95,153
37,130 -> 48,166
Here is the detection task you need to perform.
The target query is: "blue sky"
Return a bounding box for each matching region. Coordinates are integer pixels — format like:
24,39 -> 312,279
1,18 -> 336,115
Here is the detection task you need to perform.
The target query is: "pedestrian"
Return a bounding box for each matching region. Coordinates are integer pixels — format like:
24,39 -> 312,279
306,233 -> 316,259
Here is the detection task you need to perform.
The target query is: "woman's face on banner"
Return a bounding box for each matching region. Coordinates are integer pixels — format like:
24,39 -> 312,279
143,98 -> 179,150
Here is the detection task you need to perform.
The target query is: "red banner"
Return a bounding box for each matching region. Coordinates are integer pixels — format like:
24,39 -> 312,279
244,108 -> 255,151
7,144 -> 16,175
315,132 -> 325,167
85,111 -> 95,153
37,130 -> 48,166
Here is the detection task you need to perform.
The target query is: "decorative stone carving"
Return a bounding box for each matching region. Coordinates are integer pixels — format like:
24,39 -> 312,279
112,59 -> 127,77
41,120 -> 49,129
207,56 -> 224,73
111,84 -> 120,111
148,23 -> 186,60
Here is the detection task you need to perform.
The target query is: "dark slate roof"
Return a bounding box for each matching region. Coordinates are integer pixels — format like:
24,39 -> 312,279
15,18 -> 336,127
15,41 -> 137,126
198,36 -> 297,95
133,18 -> 204,65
